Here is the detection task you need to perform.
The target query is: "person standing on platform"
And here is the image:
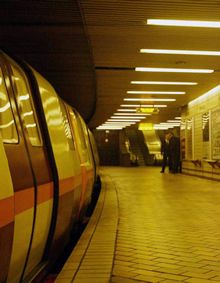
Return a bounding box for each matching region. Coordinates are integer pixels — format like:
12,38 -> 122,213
160,133 -> 171,173
169,132 -> 181,173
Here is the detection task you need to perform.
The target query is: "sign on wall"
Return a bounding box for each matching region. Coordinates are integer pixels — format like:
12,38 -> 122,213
202,112 -> 210,159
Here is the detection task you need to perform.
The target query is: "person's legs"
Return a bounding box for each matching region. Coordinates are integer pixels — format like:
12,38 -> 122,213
161,154 -> 167,173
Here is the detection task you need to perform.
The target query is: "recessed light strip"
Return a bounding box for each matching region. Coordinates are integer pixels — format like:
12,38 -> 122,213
114,113 -> 149,116
97,126 -> 124,130
120,104 -> 167,108
147,19 -> 220,28
117,109 -> 137,112
111,116 -> 146,119
105,122 -> 136,124
131,81 -> 197,85
124,98 -> 176,102
127,91 -> 185,94
140,49 -> 220,56
108,119 -> 141,122
135,67 -> 213,73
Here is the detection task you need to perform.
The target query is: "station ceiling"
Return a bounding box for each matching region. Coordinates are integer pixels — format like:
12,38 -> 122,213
2,1 -> 220,129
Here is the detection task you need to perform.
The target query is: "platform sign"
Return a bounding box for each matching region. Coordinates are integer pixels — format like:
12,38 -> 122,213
212,109 -> 220,159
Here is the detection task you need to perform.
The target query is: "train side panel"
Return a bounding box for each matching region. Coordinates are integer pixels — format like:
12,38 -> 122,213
8,59 -> 55,280
78,114 -> 95,210
0,134 -> 14,282
32,69 -> 83,256
0,51 -> 99,282
0,54 -> 55,282
88,128 -> 101,186
0,58 -> 36,283
66,107 -> 95,218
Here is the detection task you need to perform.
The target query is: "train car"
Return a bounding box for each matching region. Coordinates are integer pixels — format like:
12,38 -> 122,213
0,51 -> 100,282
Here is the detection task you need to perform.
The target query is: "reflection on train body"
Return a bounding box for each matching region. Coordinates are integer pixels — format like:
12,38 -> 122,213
0,51 -> 100,282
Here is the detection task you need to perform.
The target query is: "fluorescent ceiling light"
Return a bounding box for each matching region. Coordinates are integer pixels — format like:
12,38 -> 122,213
117,109 -> 137,112
147,19 -> 220,28
97,128 -> 123,130
120,104 -> 167,107
105,121 -> 135,124
167,120 -> 181,122
121,104 -> 153,107
114,113 -> 149,116
111,116 -> 146,119
124,98 -> 176,102
175,117 -> 181,119
108,119 -> 141,122
140,49 -> 220,56
131,81 -> 197,85
154,105 -> 167,108
160,123 -> 180,126
127,90 -> 185,94
135,67 -> 213,73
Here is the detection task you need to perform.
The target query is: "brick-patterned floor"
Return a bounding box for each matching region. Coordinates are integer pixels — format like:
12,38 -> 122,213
56,167 -> 220,283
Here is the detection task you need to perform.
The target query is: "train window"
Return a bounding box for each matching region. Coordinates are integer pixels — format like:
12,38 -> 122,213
11,65 -> 42,146
59,100 -> 75,150
76,115 -> 87,151
0,68 -> 18,143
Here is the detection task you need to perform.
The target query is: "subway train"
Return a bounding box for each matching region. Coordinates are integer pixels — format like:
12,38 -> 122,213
0,51 -> 101,282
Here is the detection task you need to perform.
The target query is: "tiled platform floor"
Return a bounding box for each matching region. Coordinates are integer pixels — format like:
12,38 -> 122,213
56,167 -> 220,283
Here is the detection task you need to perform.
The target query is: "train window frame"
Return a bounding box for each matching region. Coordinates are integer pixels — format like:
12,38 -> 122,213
9,62 -> 43,147
0,65 -> 19,144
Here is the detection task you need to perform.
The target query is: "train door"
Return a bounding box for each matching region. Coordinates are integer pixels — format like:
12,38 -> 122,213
1,56 -> 54,281
0,108 -> 15,281
67,107 -> 92,216
77,114 -> 95,203
31,69 -> 82,260
0,57 -> 35,283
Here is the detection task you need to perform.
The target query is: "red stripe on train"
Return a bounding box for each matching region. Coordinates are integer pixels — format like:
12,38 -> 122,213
0,196 -> 14,228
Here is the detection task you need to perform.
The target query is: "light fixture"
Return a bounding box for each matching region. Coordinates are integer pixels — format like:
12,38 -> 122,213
117,109 -> 136,112
120,104 -> 167,107
111,116 -> 146,119
127,90 -> 185,95
147,19 -> 220,28
108,119 -> 141,122
96,127 -> 123,130
131,81 -> 197,85
140,48 -> 220,56
114,113 -> 149,116
154,105 -> 167,108
160,123 -> 180,127
105,122 -> 136,124
124,98 -> 176,102
137,107 -> 155,114
135,67 -> 213,73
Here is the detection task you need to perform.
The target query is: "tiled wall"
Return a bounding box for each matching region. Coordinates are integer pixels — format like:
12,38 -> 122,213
181,89 -> 220,181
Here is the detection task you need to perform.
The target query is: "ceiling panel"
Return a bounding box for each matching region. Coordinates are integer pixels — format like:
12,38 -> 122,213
79,0 -> 220,129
